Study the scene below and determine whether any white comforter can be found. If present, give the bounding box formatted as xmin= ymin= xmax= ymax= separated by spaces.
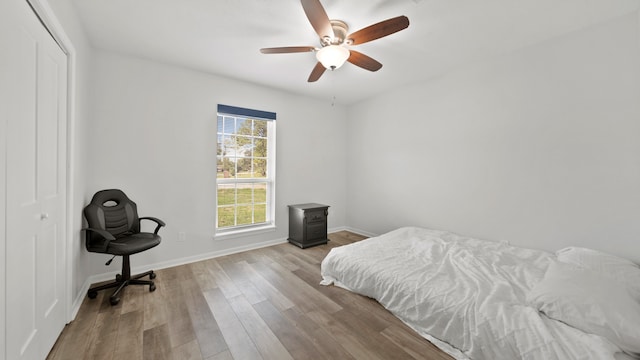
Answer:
xmin=320 ymin=227 xmax=623 ymax=360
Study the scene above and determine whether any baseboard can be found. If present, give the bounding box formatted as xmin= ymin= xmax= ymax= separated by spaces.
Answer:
xmin=327 ymin=226 xmax=377 ymax=238
xmin=339 ymin=226 xmax=378 ymax=238
xmin=69 ymin=278 xmax=92 ymax=322
xmin=68 ymin=228 xmax=376 ymax=321
xmin=81 ymin=236 xmax=289 ymax=290
xmin=328 ymin=226 xmax=347 ymax=233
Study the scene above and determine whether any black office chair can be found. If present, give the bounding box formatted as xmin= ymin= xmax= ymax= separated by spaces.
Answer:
xmin=83 ymin=189 xmax=165 ymax=305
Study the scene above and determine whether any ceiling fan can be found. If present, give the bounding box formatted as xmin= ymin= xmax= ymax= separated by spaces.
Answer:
xmin=260 ymin=0 xmax=410 ymax=82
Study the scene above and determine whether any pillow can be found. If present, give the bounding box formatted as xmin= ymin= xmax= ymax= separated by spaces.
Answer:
xmin=527 ymin=261 xmax=640 ymax=356
xmin=556 ymin=247 xmax=640 ymax=301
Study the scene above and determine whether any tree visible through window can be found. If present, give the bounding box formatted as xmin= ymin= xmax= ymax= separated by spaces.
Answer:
xmin=216 ymin=105 xmax=275 ymax=231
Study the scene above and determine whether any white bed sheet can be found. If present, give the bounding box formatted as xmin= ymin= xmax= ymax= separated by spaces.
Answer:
xmin=320 ymin=227 xmax=624 ymax=360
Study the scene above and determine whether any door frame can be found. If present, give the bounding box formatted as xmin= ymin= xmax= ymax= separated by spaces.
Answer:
xmin=26 ymin=0 xmax=77 ymax=324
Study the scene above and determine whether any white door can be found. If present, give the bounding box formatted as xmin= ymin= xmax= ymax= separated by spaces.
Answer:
xmin=2 ymin=0 xmax=68 ymax=358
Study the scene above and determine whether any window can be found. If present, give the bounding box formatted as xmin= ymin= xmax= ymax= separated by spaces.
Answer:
xmin=216 ymin=104 xmax=276 ymax=234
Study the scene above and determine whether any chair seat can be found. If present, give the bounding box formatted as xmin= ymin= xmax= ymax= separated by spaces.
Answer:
xmin=106 ymin=233 xmax=161 ymax=255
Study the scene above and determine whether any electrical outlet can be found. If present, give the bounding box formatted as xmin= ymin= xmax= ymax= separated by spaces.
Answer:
xmin=178 ymin=231 xmax=186 ymax=242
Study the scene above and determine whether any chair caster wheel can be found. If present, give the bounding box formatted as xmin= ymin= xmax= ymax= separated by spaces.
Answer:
xmin=88 ymin=290 xmax=98 ymax=299
xmin=110 ymin=296 xmax=120 ymax=306
xmin=116 ymin=274 xmax=122 ymax=282
xmin=149 ymin=272 xmax=156 ymax=280
xmin=149 ymin=283 xmax=156 ymax=292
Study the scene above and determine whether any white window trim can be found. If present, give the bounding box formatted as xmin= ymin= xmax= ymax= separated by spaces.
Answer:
xmin=215 ymin=111 xmax=276 ymax=237
xmin=214 ymin=223 xmax=277 ymax=241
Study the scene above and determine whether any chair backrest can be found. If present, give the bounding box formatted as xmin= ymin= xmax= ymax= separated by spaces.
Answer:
xmin=84 ymin=189 xmax=140 ymax=237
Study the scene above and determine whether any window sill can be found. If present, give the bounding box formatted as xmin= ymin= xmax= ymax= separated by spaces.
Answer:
xmin=214 ymin=223 xmax=277 ymax=241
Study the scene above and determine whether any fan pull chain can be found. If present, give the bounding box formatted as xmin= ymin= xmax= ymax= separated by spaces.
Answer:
xmin=330 ymin=70 xmax=336 ymax=107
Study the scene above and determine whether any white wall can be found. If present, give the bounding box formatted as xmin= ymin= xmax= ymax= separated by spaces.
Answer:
xmin=347 ymin=12 xmax=640 ymax=263
xmin=86 ymin=51 xmax=348 ymax=276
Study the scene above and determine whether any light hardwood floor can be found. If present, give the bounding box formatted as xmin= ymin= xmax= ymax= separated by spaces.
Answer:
xmin=47 ymin=231 xmax=453 ymax=360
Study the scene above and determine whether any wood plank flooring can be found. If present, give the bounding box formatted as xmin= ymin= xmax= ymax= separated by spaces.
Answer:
xmin=47 ymin=231 xmax=453 ymax=360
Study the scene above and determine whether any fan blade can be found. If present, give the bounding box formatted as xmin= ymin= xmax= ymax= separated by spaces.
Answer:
xmin=308 ymin=62 xmax=326 ymax=82
xmin=347 ymin=15 xmax=409 ymax=45
xmin=260 ymin=46 xmax=316 ymax=54
xmin=300 ymin=0 xmax=334 ymax=40
xmin=347 ymin=50 xmax=382 ymax=72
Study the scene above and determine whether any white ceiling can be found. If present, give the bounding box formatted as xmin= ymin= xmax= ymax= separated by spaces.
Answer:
xmin=70 ymin=0 xmax=639 ymax=105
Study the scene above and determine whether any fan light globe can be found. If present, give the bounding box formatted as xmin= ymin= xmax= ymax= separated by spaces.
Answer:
xmin=316 ymin=45 xmax=350 ymax=70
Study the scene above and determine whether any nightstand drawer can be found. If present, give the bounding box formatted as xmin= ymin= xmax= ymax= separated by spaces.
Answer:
xmin=307 ymin=222 xmax=327 ymax=239
xmin=305 ymin=210 xmax=326 ymax=223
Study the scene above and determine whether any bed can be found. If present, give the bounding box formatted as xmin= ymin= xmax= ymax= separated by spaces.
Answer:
xmin=320 ymin=227 xmax=640 ymax=360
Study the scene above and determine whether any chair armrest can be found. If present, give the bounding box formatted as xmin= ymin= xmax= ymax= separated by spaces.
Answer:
xmin=84 ymin=227 xmax=116 ymax=253
xmin=139 ymin=216 xmax=166 ymax=234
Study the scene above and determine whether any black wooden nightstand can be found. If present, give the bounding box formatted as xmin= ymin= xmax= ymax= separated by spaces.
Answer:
xmin=287 ymin=203 xmax=329 ymax=248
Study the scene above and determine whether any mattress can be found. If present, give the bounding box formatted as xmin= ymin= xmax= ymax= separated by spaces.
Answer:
xmin=320 ymin=227 xmax=626 ymax=360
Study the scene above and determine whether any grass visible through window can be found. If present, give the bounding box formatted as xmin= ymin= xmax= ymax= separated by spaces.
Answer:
xmin=217 ymin=185 xmax=267 ymax=228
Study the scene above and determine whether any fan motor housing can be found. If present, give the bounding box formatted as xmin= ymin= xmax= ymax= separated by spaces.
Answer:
xmin=322 ymin=20 xmax=350 ymax=46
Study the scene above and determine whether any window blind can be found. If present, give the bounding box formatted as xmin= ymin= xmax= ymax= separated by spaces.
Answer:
xmin=217 ymin=104 xmax=276 ymax=120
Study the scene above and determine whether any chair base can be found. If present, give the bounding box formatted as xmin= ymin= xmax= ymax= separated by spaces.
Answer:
xmin=87 ymin=255 xmax=156 ymax=305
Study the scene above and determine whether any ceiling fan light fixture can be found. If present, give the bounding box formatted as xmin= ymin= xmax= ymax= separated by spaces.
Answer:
xmin=260 ymin=0 xmax=410 ymax=82
xmin=316 ymin=45 xmax=350 ymax=70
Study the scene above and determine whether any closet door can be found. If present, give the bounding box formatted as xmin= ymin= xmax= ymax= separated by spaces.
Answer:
xmin=2 ymin=0 xmax=68 ymax=358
